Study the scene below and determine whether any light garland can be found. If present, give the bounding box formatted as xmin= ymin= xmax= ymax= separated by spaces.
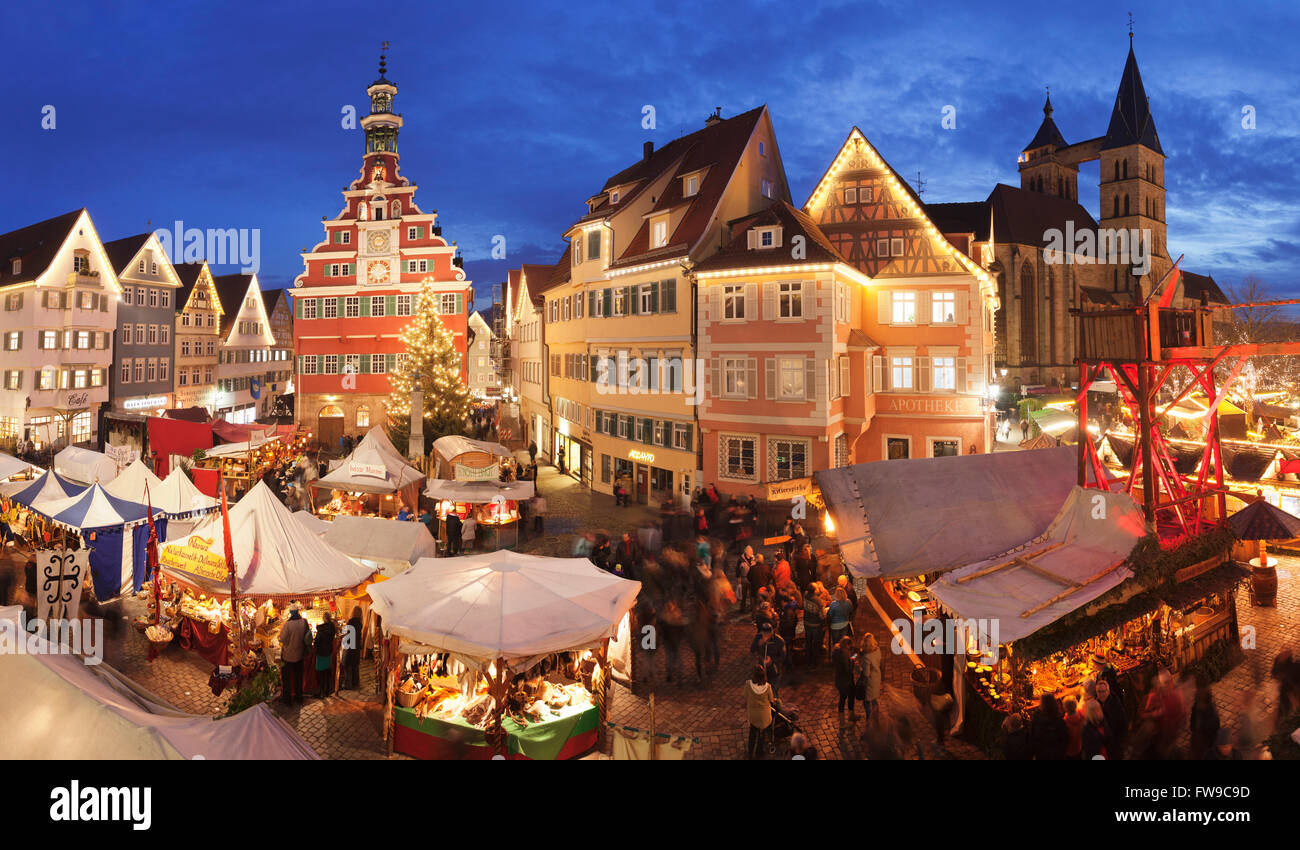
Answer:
xmin=386 ymin=279 xmax=471 ymax=425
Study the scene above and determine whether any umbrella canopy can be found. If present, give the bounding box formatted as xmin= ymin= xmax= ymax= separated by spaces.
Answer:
xmin=161 ymin=480 xmax=373 ymax=599
xmin=1227 ymin=499 xmax=1300 ymax=541
xmin=367 ymin=550 xmax=641 ymax=666
xmin=103 ymin=459 xmax=165 ymax=504
xmin=2 ymin=469 xmax=87 ymax=510
xmin=0 ymin=608 xmax=317 ymax=759
xmin=35 ymin=484 xmax=151 ymax=530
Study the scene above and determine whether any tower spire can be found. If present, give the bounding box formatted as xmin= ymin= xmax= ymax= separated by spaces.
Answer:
xmin=379 ymin=40 xmax=389 ymax=78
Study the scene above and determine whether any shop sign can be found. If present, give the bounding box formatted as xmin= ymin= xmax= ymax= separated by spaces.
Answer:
xmin=105 ymin=444 xmax=138 ymax=466
xmin=160 ymin=536 xmax=229 ymax=583
xmin=454 ymin=463 xmax=498 ymax=481
xmin=349 ymin=461 xmax=388 ymax=480
xmin=64 ymin=391 xmax=91 ymax=408
xmin=123 ymin=395 xmax=169 ymax=411
xmin=767 ymin=477 xmax=814 ymax=501
xmin=628 ymin=450 xmax=655 ymax=464
xmin=883 ymin=395 xmax=981 ymax=416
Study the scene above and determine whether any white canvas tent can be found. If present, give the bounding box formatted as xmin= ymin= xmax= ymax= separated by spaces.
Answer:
xmin=292 ymin=510 xmax=331 ymax=536
xmin=366 ymin=550 xmax=641 ymax=670
xmin=815 ymin=446 xmax=1111 ymax=580
xmin=928 ymin=487 xmax=1146 ymax=645
xmin=1 ymin=468 xmax=83 ymax=510
xmin=320 ymin=515 xmax=437 ymax=574
xmin=0 ymin=607 xmax=317 ymax=759
xmin=54 ymin=446 xmax=118 ymax=485
xmin=155 ymin=468 xmax=219 ymax=518
xmin=0 ymin=452 xmax=34 ymax=482
xmin=160 ymin=480 xmax=373 ymax=599
xmin=317 ymin=427 xmax=425 ymax=495
xmin=432 ymin=435 xmax=512 ymax=463
xmin=103 ymin=459 xmax=165 ymax=504
xmin=424 ymin=478 xmax=534 ymax=502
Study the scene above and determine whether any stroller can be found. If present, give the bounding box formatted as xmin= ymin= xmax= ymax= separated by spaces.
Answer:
xmin=769 ymin=701 xmax=799 ymax=753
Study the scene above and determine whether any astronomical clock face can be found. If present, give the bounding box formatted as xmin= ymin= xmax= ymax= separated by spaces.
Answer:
xmin=368 ymin=230 xmax=390 ymax=253
xmin=367 ymin=260 xmax=390 ymax=284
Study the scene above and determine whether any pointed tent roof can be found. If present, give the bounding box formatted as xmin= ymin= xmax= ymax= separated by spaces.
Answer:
xmin=103 ymin=459 xmax=165 ymax=504
xmin=161 ymin=481 xmax=373 ymax=599
xmin=1025 ymin=94 xmax=1068 ymax=150
xmin=2 ymin=469 xmax=86 ymax=510
xmin=1102 ymin=44 xmax=1163 ymax=154
xmin=1227 ymin=499 xmax=1300 ymax=541
xmin=36 ymin=484 xmax=151 ymax=530
xmin=318 ymin=427 xmax=424 ymax=494
xmin=54 ymin=446 xmax=119 ymax=485
xmin=156 ymin=469 xmax=219 ymax=518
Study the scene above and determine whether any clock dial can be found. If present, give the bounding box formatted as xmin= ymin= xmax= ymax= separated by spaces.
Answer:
xmin=367 ymin=261 xmax=390 ymax=284
xmin=368 ymin=230 xmax=389 ymax=252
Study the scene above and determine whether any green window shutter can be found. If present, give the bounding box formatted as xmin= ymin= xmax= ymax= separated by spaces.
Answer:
xmin=386 ymin=353 xmax=397 ymax=372
xmin=386 ymin=295 xmax=396 ymax=315
xmin=603 ymin=289 xmax=612 ymax=316
xmin=401 ymin=260 xmax=410 ymax=273
xmin=295 ymin=298 xmax=304 ymax=319
xmin=588 ymin=291 xmax=597 ymax=316
xmin=417 ymin=226 xmax=426 ymax=239
xmin=456 ymin=293 xmax=464 ymax=314
xmin=360 ymin=356 xmax=371 ymax=374
xmin=641 ymin=418 xmax=653 ymax=444
xmin=626 ymin=286 xmax=637 ymax=315
xmin=360 ymin=297 xmax=371 ymax=317
xmin=661 ymin=279 xmax=676 ymax=313
xmin=649 ymin=285 xmax=659 ymax=314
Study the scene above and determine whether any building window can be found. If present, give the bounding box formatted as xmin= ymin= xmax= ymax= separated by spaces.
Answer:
xmin=639 ymin=284 xmax=656 ymax=314
xmin=120 ymin=361 xmax=131 ymax=384
xmin=834 ymin=433 xmax=848 ymax=467
xmin=890 ymin=356 xmax=914 ymax=389
xmin=440 ymin=294 xmax=457 ymax=315
xmin=323 ymin=299 xmax=338 ymax=319
xmin=931 ymin=438 xmax=960 ymax=457
xmin=761 ymin=178 xmax=774 ymax=199
xmin=147 ymin=325 xmax=158 ymax=345
xmin=778 ymin=357 xmax=805 ymax=400
xmin=357 ymin=405 xmax=370 ymax=428
xmin=933 ymin=356 xmax=956 ymax=391
xmin=134 ymin=324 xmax=146 ymax=344
xmin=886 ymin=436 xmax=910 ymax=460
xmin=159 ymin=360 xmax=169 ymax=381
xmin=877 ymin=238 xmax=891 ymax=257
xmin=768 ymin=438 xmax=809 ymax=481
xmin=778 ymin=282 xmax=802 ymax=318
xmin=844 ymin=187 xmax=857 ymax=204
xmin=892 ymin=292 xmax=916 ymax=324
xmin=723 ymin=284 xmax=745 ymax=319
xmin=159 ymin=325 xmax=169 ymax=344
xmin=651 ymin=218 xmax=668 ymax=249
xmin=161 ymin=290 xmax=170 ymax=308
xmin=371 ymin=295 xmax=385 ymax=316
xmin=178 ymin=370 xmax=188 ymax=386
xmin=324 ymin=355 xmax=339 ymax=374
xmin=71 ymin=412 xmax=91 ymax=444
xmin=720 ymin=434 xmax=757 ymax=480
xmin=396 ymin=294 xmax=412 ymax=315
xmin=181 ymin=312 xmax=190 ymax=327
xmin=672 ymin=423 xmax=692 ymax=451
xmin=613 ymin=288 xmax=627 ymax=316
xmin=303 ymin=299 xmax=318 ymax=319
xmin=685 ymin=175 xmax=699 ymax=197
xmin=722 ymin=357 xmax=748 ymax=398
xmin=345 ymin=297 xmax=360 ymax=318
xmin=206 ymin=340 xmax=216 ymax=356
xmin=3 ymin=332 xmax=18 ymax=351
xmin=146 ymin=360 xmax=157 ymax=382
xmin=587 ymin=230 xmax=602 ymax=260
xmin=148 ymin=289 xmax=158 ymax=307
xmin=134 ymin=361 xmax=145 ymax=382
xmin=932 ymin=291 xmax=956 ymax=324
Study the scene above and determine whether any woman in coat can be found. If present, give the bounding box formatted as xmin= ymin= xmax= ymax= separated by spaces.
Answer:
xmin=745 ymin=665 xmax=776 ymax=759
xmin=856 ymin=634 xmax=883 ymax=720
xmin=832 ymin=636 xmax=857 ymax=720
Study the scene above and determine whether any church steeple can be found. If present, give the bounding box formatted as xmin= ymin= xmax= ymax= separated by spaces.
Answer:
xmin=1019 ymin=88 xmax=1078 ymax=201
xmin=1101 ymin=42 xmax=1163 ymax=154
xmin=1024 ymin=92 xmax=1068 ymax=152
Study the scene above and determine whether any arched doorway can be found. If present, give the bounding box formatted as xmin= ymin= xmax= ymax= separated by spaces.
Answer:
xmin=318 ymin=404 xmax=345 ymax=450
xmin=1019 ymin=263 xmax=1037 ymax=367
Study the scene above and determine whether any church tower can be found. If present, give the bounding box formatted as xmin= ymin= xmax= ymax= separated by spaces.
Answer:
xmin=1097 ymin=36 xmax=1169 ymax=297
xmin=1018 ymin=93 xmax=1078 ymax=202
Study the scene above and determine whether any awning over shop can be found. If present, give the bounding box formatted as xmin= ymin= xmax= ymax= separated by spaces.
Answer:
xmin=928 ymin=487 xmax=1145 ymax=645
xmin=424 ymin=478 xmax=534 ymax=503
xmin=815 ymin=446 xmax=1103 ymax=580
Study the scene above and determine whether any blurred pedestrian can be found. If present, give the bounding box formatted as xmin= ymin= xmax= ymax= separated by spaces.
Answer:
xmin=1030 ymin=693 xmax=1068 ymax=760
xmin=832 ymin=636 xmax=857 ymax=720
xmin=745 ymin=665 xmax=775 ymax=759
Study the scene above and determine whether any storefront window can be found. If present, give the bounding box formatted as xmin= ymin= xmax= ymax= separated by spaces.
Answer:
xmin=931 ymin=439 xmax=960 ymax=457
xmin=768 ymin=438 xmax=808 ymax=481
xmin=721 ymin=434 xmax=756 ymax=480
xmin=887 ymin=437 xmax=910 ymax=460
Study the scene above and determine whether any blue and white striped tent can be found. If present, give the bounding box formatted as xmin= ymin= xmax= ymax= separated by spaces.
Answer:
xmin=2 ymin=469 xmax=86 ymax=511
xmin=32 ymin=484 xmax=166 ymax=599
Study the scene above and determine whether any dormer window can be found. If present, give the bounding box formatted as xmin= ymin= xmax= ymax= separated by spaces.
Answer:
xmin=684 ymin=175 xmax=699 ymax=197
xmin=609 ymin=191 xmax=620 ymax=204
xmin=748 ymin=226 xmax=782 ymax=250
xmin=761 ymin=179 xmax=774 ymax=199
xmin=651 ymin=217 xmax=669 ymax=249
xmin=9 ymin=259 xmax=18 ymax=275
xmin=587 ymin=229 xmax=602 ymax=260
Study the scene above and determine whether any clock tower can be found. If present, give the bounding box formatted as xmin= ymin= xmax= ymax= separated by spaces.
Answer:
xmin=291 ymin=48 xmax=471 ymax=445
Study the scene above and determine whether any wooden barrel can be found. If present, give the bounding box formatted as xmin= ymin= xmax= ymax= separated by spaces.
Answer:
xmin=1251 ymin=564 xmax=1278 ymax=606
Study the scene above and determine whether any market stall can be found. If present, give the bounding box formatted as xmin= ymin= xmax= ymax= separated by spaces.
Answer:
xmin=158 ymin=481 xmax=375 ymax=687
xmin=30 ymin=483 xmax=163 ymax=599
xmin=424 ymin=478 xmax=533 ymax=552
xmin=314 ymin=427 xmax=425 ymax=518
xmin=367 ymin=550 xmax=640 ymax=760
xmin=195 ymin=434 xmax=286 ymax=500
xmin=103 ymin=458 xmax=164 ymax=504
xmin=0 ymin=452 xmax=35 ymax=483
xmin=320 ymin=514 xmax=437 ymax=575
xmin=54 ymin=446 xmax=119 ymax=486
xmin=0 ymin=607 xmax=317 ymax=760
xmin=430 ymin=435 xmax=512 ymax=480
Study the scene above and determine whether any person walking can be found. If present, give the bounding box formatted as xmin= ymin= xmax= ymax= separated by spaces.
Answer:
xmin=745 ymin=665 xmax=776 ymax=759
xmin=1096 ymin=679 xmax=1128 ymax=760
xmin=751 ymin=623 xmax=786 ymax=698
xmin=827 ymin=586 xmax=853 ymax=646
xmin=1030 ymin=693 xmax=1069 ymax=760
xmin=444 ymin=510 xmax=463 ymax=556
xmin=1002 ymin=713 xmax=1032 ymax=760
xmin=461 ymin=512 xmax=478 ymax=554
xmin=1063 ymin=696 xmax=1085 ymax=759
xmin=313 ymin=613 xmax=338 ymax=699
xmin=802 ymin=585 xmax=827 ymax=668
xmin=737 ymin=545 xmax=757 ymax=612
xmin=659 ymin=599 xmax=686 ymax=683
xmin=1082 ymin=699 xmax=1109 ymax=759
xmin=1020 ymin=417 xmax=1030 ymax=441
xmin=857 ymin=633 xmax=882 ymax=720
xmin=340 ymin=608 xmax=364 ymax=691
xmin=278 ymin=605 xmax=308 ymax=705
xmin=832 ymin=636 xmax=857 ymax=720
xmin=1189 ymin=678 xmax=1221 ymax=760
xmin=531 ymin=494 xmax=548 ymax=535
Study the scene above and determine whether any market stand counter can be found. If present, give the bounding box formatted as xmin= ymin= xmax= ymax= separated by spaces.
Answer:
xmin=393 ymin=700 xmax=598 ymax=760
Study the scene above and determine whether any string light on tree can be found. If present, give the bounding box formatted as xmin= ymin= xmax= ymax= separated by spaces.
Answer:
xmin=386 ymin=278 xmax=470 ymax=451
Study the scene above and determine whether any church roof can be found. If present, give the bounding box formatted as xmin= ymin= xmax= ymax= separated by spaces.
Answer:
xmin=1182 ymin=271 xmax=1229 ymax=305
xmin=1025 ymin=95 xmax=1068 ymax=151
xmin=987 ymin=184 xmax=1099 ymax=249
xmin=1101 ymin=43 xmax=1164 ymax=154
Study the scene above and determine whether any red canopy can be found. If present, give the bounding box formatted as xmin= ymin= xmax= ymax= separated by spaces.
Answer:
xmin=147 ymin=416 xmax=214 ymax=477
xmin=212 ymin=419 xmax=276 ymax=444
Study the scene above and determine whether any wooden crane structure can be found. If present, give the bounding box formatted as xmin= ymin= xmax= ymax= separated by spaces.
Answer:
xmin=1074 ymin=259 xmax=1300 ymax=544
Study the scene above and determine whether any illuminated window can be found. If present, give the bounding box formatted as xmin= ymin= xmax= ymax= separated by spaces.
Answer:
xmin=723 ymin=284 xmax=745 ymax=319
xmin=891 ymin=356 xmax=914 ymax=389
xmin=891 ymin=292 xmax=916 ymax=324
xmin=931 ymin=291 xmax=956 ymax=324
xmin=932 ymin=357 xmax=955 ymax=391
xmin=720 ymin=434 xmax=757 ymax=480
xmin=356 ymin=405 xmax=370 ymax=428
xmin=768 ymin=438 xmax=809 ymax=481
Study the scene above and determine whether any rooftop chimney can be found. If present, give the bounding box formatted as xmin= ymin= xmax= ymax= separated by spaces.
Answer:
xmin=643 ymin=141 xmax=654 ymax=160
xmin=705 ymin=107 xmax=722 ymax=126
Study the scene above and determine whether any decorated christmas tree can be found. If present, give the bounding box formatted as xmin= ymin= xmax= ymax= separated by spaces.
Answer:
xmin=386 ymin=279 xmax=471 ymax=454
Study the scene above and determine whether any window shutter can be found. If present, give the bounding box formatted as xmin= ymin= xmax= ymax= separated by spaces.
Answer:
xmin=956 ymin=291 xmax=970 ymax=326
xmin=101 ymin=332 xmax=110 ymax=349
xmin=63 ymin=292 xmax=72 ymax=309
xmin=99 ymin=293 xmax=107 ymax=312
xmin=873 ymin=354 xmax=887 ymax=392
xmin=708 ymin=287 xmax=720 ymax=321
xmin=359 ymin=297 xmax=371 ymax=317
xmin=747 ymin=230 xmax=759 ymax=249
xmin=916 ymin=291 xmax=930 ymax=325
xmin=626 ymin=286 xmax=637 ymax=315
xmin=603 ymin=289 xmax=612 ymax=316
xmin=360 ymin=356 xmax=371 ymax=374
xmin=746 ymin=357 xmax=758 ymax=400
xmin=917 ymin=356 xmax=932 ymax=392
xmin=456 ymin=294 xmax=464 ymax=314
xmin=386 ymin=353 xmax=397 ymax=372
xmin=710 ymin=357 xmax=720 ymax=398
xmin=765 ymin=357 xmax=776 ymax=400
xmin=385 ymin=295 xmax=396 ymax=316
xmin=763 ymin=282 xmax=776 ymax=319
xmin=15 ymin=371 xmax=21 ymax=390
xmin=744 ymin=283 xmax=756 ymax=320
xmin=878 ymin=291 xmax=891 ymax=324
xmin=800 ymin=281 xmax=813 ymax=318
xmin=649 ymin=284 xmax=659 ymax=314
xmin=812 ymin=357 xmax=825 ymax=402
xmin=660 ymin=279 xmax=674 ymax=313
xmin=840 ymin=357 xmax=851 ymax=397
xmin=588 ymin=291 xmax=597 ymax=316
xmin=957 ymin=357 xmax=969 ymax=392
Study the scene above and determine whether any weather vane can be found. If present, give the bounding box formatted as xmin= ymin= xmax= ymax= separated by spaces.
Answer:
xmin=1128 ymin=12 xmax=1134 ymax=41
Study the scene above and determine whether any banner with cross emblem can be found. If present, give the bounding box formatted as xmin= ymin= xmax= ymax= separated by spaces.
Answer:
xmin=36 ymin=548 xmax=89 ymax=624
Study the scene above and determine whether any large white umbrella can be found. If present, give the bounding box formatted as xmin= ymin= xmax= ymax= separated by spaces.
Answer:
xmin=367 ymin=550 xmax=641 ymax=667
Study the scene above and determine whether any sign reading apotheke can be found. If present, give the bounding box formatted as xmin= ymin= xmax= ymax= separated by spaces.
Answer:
xmin=883 ymin=395 xmax=982 ymax=416
xmin=767 ymin=477 xmax=814 ymax=501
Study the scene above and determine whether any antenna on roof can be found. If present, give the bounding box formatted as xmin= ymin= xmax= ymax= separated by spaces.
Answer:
xmin=913 ymin=171 xmax=927 ymax=198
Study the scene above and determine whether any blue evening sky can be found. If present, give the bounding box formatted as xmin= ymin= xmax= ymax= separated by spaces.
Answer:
xmin=2 ymin=0 xmax=1296 ymax=309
